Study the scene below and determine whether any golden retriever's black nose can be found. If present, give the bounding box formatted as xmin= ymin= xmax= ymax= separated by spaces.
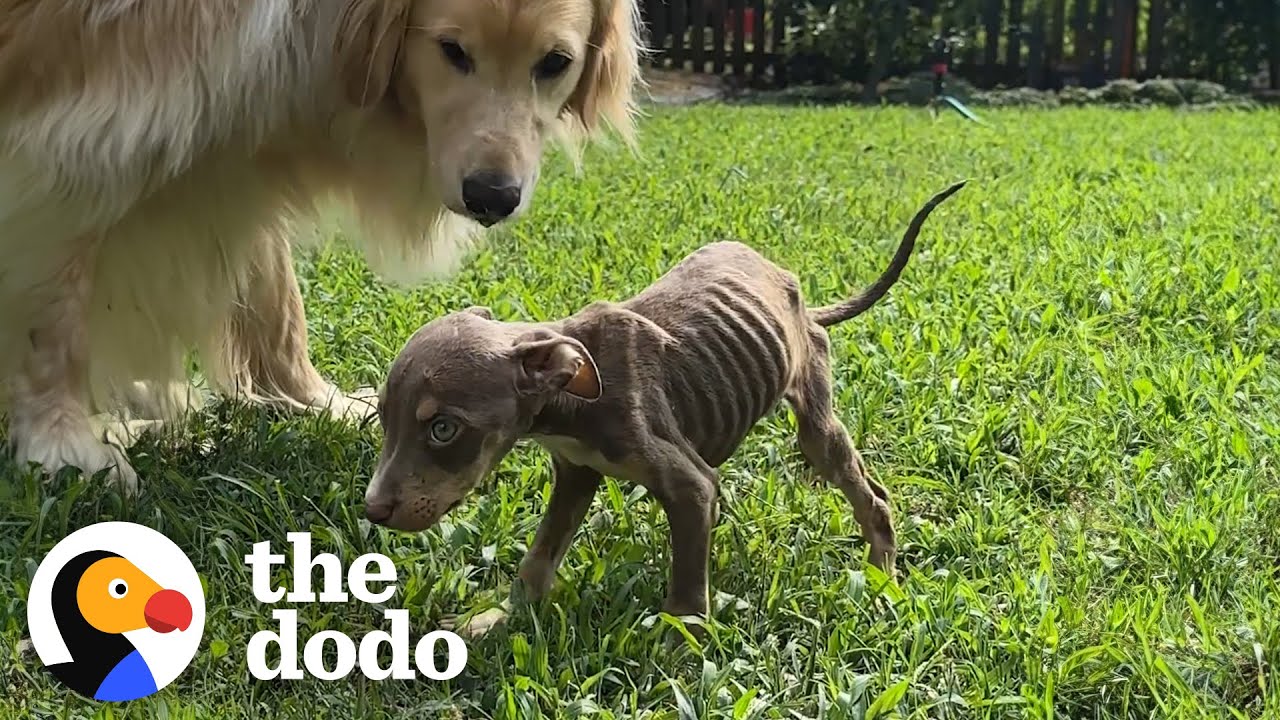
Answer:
xmin=365 ymin=501 xmax=394 ymax=524
xmin=462 ymin=171 xmax=521 ymax=224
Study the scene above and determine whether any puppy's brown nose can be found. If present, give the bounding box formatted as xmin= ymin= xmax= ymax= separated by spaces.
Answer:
xmin=365 ymin=501 xmax=394 ymax=524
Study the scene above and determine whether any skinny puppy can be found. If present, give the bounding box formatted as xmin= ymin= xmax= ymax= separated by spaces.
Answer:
xmin=366 ymin=182 xmax=965 ymax=633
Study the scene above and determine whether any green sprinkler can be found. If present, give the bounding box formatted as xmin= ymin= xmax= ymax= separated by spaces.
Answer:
xmin=929 ymin=32 xmax=983 ymax=123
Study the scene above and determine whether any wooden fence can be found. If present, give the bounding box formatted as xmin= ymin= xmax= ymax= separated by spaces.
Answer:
xmin=644 ymin=0 xmax=782 ymax=82
xmin=641 ymin=0 xmax=1280 ymax=91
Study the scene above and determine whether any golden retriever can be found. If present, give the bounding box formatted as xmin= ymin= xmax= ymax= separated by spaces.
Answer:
xmin=0 ymin=0 xmax=643 ymax=489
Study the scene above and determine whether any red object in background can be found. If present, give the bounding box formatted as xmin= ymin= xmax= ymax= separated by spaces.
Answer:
xmin=726 ymin=8 xmax=756 ymax=36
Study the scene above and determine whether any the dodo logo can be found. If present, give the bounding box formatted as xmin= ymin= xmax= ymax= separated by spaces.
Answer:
xmin=26 ymin=521 xmax=205 ymax=702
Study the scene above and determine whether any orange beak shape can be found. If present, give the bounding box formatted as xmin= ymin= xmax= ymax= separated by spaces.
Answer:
xmin=144 ymin=589 xmax=192 ymax=633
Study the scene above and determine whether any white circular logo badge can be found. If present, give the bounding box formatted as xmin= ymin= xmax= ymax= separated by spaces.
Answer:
xmin=26 ymin=521 xmax=206 ymax=702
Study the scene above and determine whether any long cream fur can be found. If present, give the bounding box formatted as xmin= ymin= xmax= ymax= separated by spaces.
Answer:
xmin=0 ymin=0 xmax=643 ymax=487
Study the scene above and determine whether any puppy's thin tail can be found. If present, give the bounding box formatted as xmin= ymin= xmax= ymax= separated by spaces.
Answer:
xmin=808 ymin=181 xmax=966 ymax=328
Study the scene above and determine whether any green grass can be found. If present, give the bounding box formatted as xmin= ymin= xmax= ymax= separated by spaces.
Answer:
xmin=3 ymin=105 xmax=1280 ymax=719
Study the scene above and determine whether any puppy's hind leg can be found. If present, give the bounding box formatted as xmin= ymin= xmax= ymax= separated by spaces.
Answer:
xmin=647 ymin=442 xmax=720 ymax=625
xmin=9 ymin=242 xmax=137 ymax=489
xmin=787 ymin=328 xmax=897 ymax=576
xmin=209 ymin=230 xmax=376 ymax=421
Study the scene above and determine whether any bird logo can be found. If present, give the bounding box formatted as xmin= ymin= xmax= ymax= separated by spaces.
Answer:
xmin=26 ymin=522 xmax=205 ymax=703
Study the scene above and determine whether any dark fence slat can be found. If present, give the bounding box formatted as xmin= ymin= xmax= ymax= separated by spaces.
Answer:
xmin=1071 ymin=0 xmax=1090 ymax=71
xmin=690 ymin=0 xmax=706 ymax=72
xmin=771 ymin=0 xmax=788 ymax=84
xmin=731 ymin=0 xmax=747 ymax=76
xmin=1271 ymin=1 xmax=1280 ymax=89
xmin=1090 ymin=0 xmax=1108 ymax=83
xmin=752 ymin=0 xmax=766 ymax=81
xmin=1107 ymin=0 xmax=1124 ymax=76
xmin=983 ymin=0 xmax=1001 ymax=87
xmin=670 ymin=0 xmax=688 ymax=70
xmin=1125 ymin=0 xmax=1138 ymax=77
xmin=1146 ymin=0 xmax=1165 ymax=76
xmin=961 ymin=5 xmax=980 ymax=68
xmin=864 ymin=0 xmax=908 ymax=97
xmin=1108 ymin=0 xmax=1134 ymax=77
xmin=712 ymin=0 xmax=727 ymax=74
xmin=1027 ymin=2 xmax=1047 ymax=88
xmin=645 ymin=0 xmax=667 ymax=68
xmin=1006 ymin=0 xmax=1024 ymax=81
xmin=913 ymin=0 xmax=938 ymax=81
xmin=1168 ymin=0 xmax=1188 ymax=76
xmin=1049 ymin=0 xmax=1066 ymax=78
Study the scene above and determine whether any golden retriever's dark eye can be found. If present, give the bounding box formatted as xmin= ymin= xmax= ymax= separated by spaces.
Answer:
xmin=427 ymin=415 xmax=460 ymax=446
xmin=534 ymin=51 xmax=572 ymax=80
xmin=439 ymin=39 xmax=472 ymax=73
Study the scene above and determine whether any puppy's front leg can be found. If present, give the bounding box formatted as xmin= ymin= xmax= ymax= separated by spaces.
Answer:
xmin=448 ymin=458 xmax=601 ymax=640
xmin=649 ymin=447 xmax=720 ymax=626
xmin=519 ymin=458 xmax=603 ymax=599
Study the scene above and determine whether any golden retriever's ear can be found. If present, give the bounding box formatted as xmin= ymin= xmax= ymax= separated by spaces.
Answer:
xmin=567 ymin=0 xmax=644 ymax=144
xmin=335 ymin=0 xmax=412 ymax=107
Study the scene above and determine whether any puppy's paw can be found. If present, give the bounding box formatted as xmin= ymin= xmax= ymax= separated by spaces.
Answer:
xmin=441 ymin=608 xmax=509 ymax=640
xmin=667 ymin=616 xmax=708 ymax=647
xmin=655 ymin=602 xmax=710 ymax=650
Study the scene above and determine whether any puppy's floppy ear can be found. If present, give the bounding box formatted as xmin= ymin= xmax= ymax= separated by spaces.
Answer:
xmin=566 ymin=0 xmax=644 ymax=143
xmin=462 ymin=306 xmax=494 ymax=320
xmin=511 ymin=334 xmax=602 ymax=401
xmin=335 ymin=0 xmax=411 ymax=107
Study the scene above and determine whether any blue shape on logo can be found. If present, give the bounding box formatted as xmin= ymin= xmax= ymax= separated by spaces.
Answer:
xmin=94 ymin=650 xmax=158 ymax=702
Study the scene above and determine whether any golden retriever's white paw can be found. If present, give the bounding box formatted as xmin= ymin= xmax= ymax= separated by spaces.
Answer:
xmin=14 ymin=421 xmax=139 ymax=492
xmin=89 ymin=415 xmax=163 ymax=451
xmin=119 ymin=380 xmax=205 ymax=421
xmin=309 ymin=384 xmax=378 ymax=422
xmin=440 ymin=608 xmax=509 ymax=640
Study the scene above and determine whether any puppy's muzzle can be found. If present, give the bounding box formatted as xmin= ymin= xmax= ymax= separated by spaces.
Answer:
xmin=462 ymin=170 xmax=521 ymax=226
xmin=363 ymin=497 xmax=463 ymax=528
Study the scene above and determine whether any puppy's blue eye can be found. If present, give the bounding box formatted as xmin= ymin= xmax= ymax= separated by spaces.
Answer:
xmin=439 ymin=39 xmax=473 ymax=73
xmin=535 ymin=51 xmax=572 ymax=80
xmin=428 ymin=416 xmax=459 ymax=445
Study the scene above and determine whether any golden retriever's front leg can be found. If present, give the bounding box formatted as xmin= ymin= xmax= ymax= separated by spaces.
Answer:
xmin=211 ymin=232 xmax=376 ymax=420
xmin=9 ymin=244 xmax=137 ymax=489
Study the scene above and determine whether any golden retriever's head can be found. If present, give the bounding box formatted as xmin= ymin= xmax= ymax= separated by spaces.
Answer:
xmin=336 ymin=0 xmax=642 ymax=227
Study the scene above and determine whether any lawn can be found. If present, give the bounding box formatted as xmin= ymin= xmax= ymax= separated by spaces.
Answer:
xmin=2 ymin=105 xmax=1279 ymax=719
